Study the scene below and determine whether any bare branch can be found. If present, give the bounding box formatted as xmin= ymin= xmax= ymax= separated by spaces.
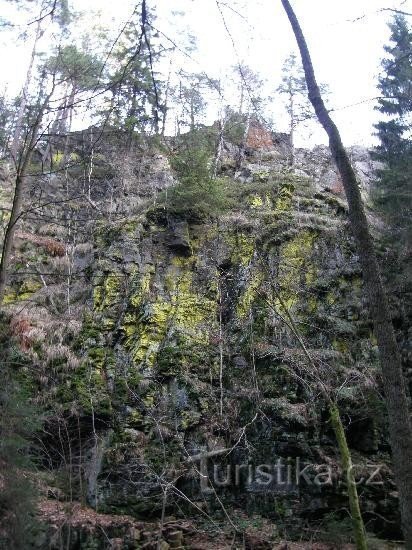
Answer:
xmin=381 ymin=8 xmax=412 ymax=17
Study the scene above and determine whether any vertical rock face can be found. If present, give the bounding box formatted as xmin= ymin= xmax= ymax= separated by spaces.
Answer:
xmin=0 ymin=132 xmax=401 ymax=545
xmin=246 ymin=120 xmax=275 ymax=150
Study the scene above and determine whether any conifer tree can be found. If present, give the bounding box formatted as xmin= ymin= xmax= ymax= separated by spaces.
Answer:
xmin=373 ymin=15 xmax=412 ymax=248
xmin=107 ymin=6 xmax=163 ymax=144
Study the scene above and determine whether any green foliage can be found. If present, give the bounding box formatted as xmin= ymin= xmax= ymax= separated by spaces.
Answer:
xmin=376 ymin=16 xmax=412 ymax=119
xmin=163 ymin=133 xmax=233 ymax=221
xmin=278 ymin=53 xmax=311 ymax=123
xmin=372 ymin=15 xmax=412 ymax=246
xmin=232 ymin=63 xmax=265 ymax=116
xmin=372 ymin=15 xmax=412 ymax=319
xmin=222 ymin=107 xmax=248 ymax=146
xmin=46 ymin=45 xmax=103 ymax=92
xmin=106 ymin=8 xmax=164 ymax=137
xmin=171 ymin=139 xmax=211 ymax=185
xmin=176 ymin=71 xmax=219 ymax=131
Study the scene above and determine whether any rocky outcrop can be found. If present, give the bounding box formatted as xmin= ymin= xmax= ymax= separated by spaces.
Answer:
xmin=0 ymin=132 xmax=401 ymax=547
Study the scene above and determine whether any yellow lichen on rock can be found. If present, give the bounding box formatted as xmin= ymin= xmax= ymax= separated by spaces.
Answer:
xmin=227 ymin=232 xmax=255 ymax=267
xmin=275 ymin=230 xmax=316 ymax=312
xmin=124 ymin=300 xmax=171 ymax=367
xmin=275 ymin=181 xmax=295 ymax=212
xmin=2 ymin=280 xmax=42 ymax=303
xmin=249 ymin=194 xmax=272 ymax=209
xmin=249 ymin=194 xmax=264 ymax=208
xmin=236 ymin=270 xmax=264 ymax=319
xmin=124 ymin=257 xmax=217 ymax=368
xmin=130 ymin=271 xmax=151 ymax=308
xmin=94 ymin=273 xmax=123 ymax=311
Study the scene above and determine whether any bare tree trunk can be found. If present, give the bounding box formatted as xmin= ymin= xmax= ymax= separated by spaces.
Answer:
xmin=288 ymin=89 xmax=295 ymax=166
xmin=10 ymin=17 xmax=43 ymax=163
xmin=235 ymin=114 xmax=250 ymax=170
xmin=0 ymin=97 xmax=50 ymax=304
xmin=41 ymin=92 xmax=69 ymax=166
xmin=281 ymin=1 xmax=412 ymax=545
xmin=59 ymin=85 xmax=77 ymax=167
xmin=213 ymin=115 xmax=226 ymax=178
xmin=161 ymin=51 xmax=175 ymax=137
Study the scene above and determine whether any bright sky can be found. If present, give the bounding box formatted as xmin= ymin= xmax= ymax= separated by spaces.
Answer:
xmin=0 ymin=0 xmax=410 ymax=146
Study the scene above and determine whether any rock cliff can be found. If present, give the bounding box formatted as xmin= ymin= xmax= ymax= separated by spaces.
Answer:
xmin=0 ymin=129 xmax=403 ymax=548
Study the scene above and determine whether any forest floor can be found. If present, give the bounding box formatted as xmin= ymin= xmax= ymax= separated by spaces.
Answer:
xmin=37 ymin=499 xmax=403 ymax=549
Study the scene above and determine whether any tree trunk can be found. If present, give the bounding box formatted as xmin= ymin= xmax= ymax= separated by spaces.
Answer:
xmin=10 ymin=17 xmax=43 ymax=163
xmin=266 ymin=287 xmax=368 ymax=549
xmin=235 ymin=114 xmax=251 ymax=170
xmin=161 ymin=52 xmax=175 ymax=137
xmin=213 ymin=116 xmax=226 ymax=178
xmin=59 ymin=85 xmax=77 ymax=168
xmin=41 ymin=92 xmax=69 ymax=166
xmin=289 ymin=88 xmax=295 ymax=166
xmin=280 ymin=1 xmax=412 ymax=545
xmin=0 ymin=99 xmax=49 ymax=304
xmin=330 ymin=404 xmax=367 ymax=550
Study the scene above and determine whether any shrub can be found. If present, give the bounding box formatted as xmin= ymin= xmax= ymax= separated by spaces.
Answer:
xmin=164 ymin=137 xmax=233 ymax=221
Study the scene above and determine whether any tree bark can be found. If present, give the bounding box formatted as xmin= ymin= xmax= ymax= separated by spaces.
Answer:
xmin=280 ymin=1 xmax=412 ymax=545
xmin=264 ymin=287 xmax=368 ymax=550
xmin=0 ymin=97 xmax=50 ymax=304
xmin=330 ymin=404 xmax=367 ymax=550
xmin=10 ymin=17 xmax=43 ymax=164
xmin=288 ymin=87 xmax=295 ymax=166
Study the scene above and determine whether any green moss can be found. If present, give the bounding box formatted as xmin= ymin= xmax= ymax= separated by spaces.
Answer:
xmin=369 ymin=332 xmax=378 ymax=346
xmin=94 ymin=222 xmax=123 ymax=248
xmin=20 ymin=279 xmax=42 ymax=295
xmin=248 ymin=193 xmax=272 ymax=209
xmin=130 ymin=271 xmax=151 ymax=308
xmin=122 ymin=218 xmax=141 ymax=234
xmin=326 ymin=291 xmax=336 ymax=306
xmin=305 ymin=265 xmax=317 ymax=286
xmin=252 ymin=170 xmax=270 ymax=183
xmin=57 ymin=348 xmax=113 ymax=415
xmin=123 ymin=301 xmax=171 ymax=366
xmin=332 ymin=339 xmax=349 ymax=354
xmin=180 ymin=409 xmax=201 ymax=429
xmin=129 ymin=409 xmax=143 ymax=426
xmin=172 ymin=270 xmax=216 ymax=331
xmin=74 ymin=313 xmax=101 ymax=349
xmin=52 ymin=151 xmax=64 ymax=164
xmin=156 ymin=344 xmax=183 ymax=375
xmin=143 ymin=391 xmax=155 ymax=408
xmin=307 ymin=296 xmax=318 ymax=313
xmin=2 ymin=290 xmax=18 ymax=304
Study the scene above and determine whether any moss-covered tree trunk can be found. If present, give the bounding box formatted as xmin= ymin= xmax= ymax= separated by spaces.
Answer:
xmin=268 ymin=290 xmax=368 ymax=549
xmin=280 ymin=1 xmax=412 ymax=545
xmin=330 ymin=403 xmax=367 ymax=550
